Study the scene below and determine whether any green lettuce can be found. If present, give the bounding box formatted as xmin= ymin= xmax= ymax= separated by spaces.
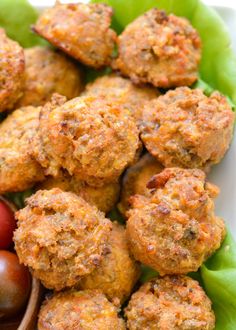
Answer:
xmin=140 ymin=265 xmax=158 ymax=283
xmin=0 ymin=0 xmax=45 ymax=47
xmin=201 ymin=232 xmax=236 ymax=330
xmin=92 ymin=0 xmax=236 ymax=108
xmin=4 ymin=189 xmax=34 ymax=209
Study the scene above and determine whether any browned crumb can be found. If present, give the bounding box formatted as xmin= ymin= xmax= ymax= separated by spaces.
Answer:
xmin=33 ymin=3 xmax=117 ymax=68
xmin=114 ymin=9 xmax=201 ymax=88
xmin=38 ymin=290 xmax=125 ymax=330
xmin=127 ymin=168 xmax=225 ymax=275
xmin=0 ymin=28 xmax=25 ymax=111
xmin=125 ymin=275 xmax=215 ymax=330
xmin=14 ymin=188 xmax=112 ymax=290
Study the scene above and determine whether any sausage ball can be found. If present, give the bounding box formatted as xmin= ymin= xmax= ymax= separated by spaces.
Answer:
xmin=126 ymin=168 xmax=225 ymax=275
xmin=14 ymin=188 xmax=112 ymax=290
xmin=37 ymin=171 xmax=120 ymax=213
xmin=78 ymin=222 xmax=140 ymax=305
xmin=0 ymin=28 xmax=24 ymax=112
xmin=16 ymin=47 xmax=84 ymax=107
xmin=84 ymin=74 xmax=159 ymax=125
xmin=118 ymin=153 xmax=163 ymax=217
xmin=33 ymin=3 xmax=117 ymax=68
xmin=113 ymin=9 xmax=201 ymax=88
xmin=125 ymin=275 xmax=215 ymax=330
xmin=0 ymin=106 xmax=45 ymax=194
xmin=33 ymin=94 xmax=140 ymax=187
xmin=38 ymin=290 xmax=125 ymax=330
xmin=141 ymin=87 xmax=235 ymax=171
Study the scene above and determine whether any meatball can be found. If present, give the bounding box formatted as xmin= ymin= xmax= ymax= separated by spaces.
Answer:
xmin=0 ymin=28 xmax=24 ymax=112
xmin=125 ymin=275 xmax=215 ymax=330
xmin=33 ymin=3 xmax=117 ymax=68
xmin=33 ymin=94 xmax=140 ymax=186
xmin=38 ymin=290 xmax=125 ymax=330
xmin=16 ymin=47 xmax=84 ymax=107
xmin=0 ymin=106 xmax=45 ymax=194
xmin=14 ymin=188 xmax=112 ymax=290
xmin=118 ymin=153 xmax=163 ymax=217
xmin=113 ymin=9 xmax=201 ymax=88
xmin=37 ymin=171 xmax=120 ymax=213
xmin=78 ymin=222 xmax=140 ymax=305
xmin=84 ymin=74 xmax=159 ymax=125
xmin=126 ymin=168 xmax=225 ymax=275
xmin=141 ymin=87 xmax=235 ymax=170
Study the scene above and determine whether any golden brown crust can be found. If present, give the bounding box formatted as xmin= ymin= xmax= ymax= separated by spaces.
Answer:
xmin=14 ymin=188 xmax=112 ymax=290
xmin=83 ymin=74 xmax=159 ymax=126
xmin=33 ymin=94 xmax=140 ymax=186
xmin=141 ymin=87 xmax=235 ymax=170
xmin=113 ymin=9 xmax=201 ymax=88
xmin=0 ymin=28 xmax=25 ymax=111
xmin=0 ymin=106 xmax=45 ymax=193
xmin=118 ymin=153 xmax=163 ymax=217
xmin=126 ymin=168 xmax=225 ymax=275
xmin=78 ymin=222 xmax=141 ymax=305
xmin=37 ymin=171 xmax=120 ymax=213
xmin=38 ymin=290 xmax=126 ymax=330
xmin=33 ymin=3 xmax=117 ymax=68
xmin=16 ymin=47 xmax=84 ymax=107
xmin=125 ymin=276 xmax=215 ymax=330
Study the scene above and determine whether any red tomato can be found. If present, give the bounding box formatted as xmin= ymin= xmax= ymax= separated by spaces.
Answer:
xmin=0 ymin=251 xmax=31 ymax=319
xmin=0 ymin=200 xmax=16 ymax=249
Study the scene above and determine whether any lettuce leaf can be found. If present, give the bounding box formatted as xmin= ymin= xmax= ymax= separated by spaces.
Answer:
xmin=0 ymin=0 xmax=45 ymax=47
xmin=201 ymin=233 xmax=236 ymax=330
xmin=92 ymin=0 xmax=236 ymax=107
xmin=4 ymin=189 xmax=34 ymax=209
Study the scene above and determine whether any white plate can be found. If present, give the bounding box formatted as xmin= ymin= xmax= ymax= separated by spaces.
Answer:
xmin=30 ymin=1 xmax=236 ymax=238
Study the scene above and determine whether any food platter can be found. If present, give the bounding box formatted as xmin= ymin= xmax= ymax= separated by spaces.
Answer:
xmin=28 ymin=0 xmax=236 ymax=239
xmin=0 ymin=0 xmax=235 ymax=329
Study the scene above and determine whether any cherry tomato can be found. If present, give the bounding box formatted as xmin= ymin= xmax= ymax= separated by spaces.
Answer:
xmin=0 ymin=200 xmax=16 ymax=249
xmin=0 ymin=251 xmax=31 ymax=319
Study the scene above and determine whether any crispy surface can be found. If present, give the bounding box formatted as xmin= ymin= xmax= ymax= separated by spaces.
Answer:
xmin=16 ymin=47 xmax=84 ymax=107
xmin=84 ymin=74 xmax=159 ymax=125
xmin=78 ymin=222 xmax=140 ymax=305
xmin=33 ymin=3 xmax=117 ymax=68
xmin=0 ymin=28 xmax=24 ymax=112
xmin=0 ymin=106 xmax=45 ymax=193
xmin=14 ymin=188 xmax=112 ymax=290
xmin=141 ymin=87 xmax=235 ymax=170
xmin=37 ymin=172 xmax=120 ymax=213
xmin=118 ymin=153 xmax=163 ymax=217
xmin=33 ymin=94 xmax=140 ymax=186
xmin=113 ymin=9 xmax=201 ymax=88
xmin=127 ymin=168 xmax=225 ymax=275
xmin=125 ymin=276 xmax=215 ymax=330
xmin=38 ymin=290 xmax=125 ymax=330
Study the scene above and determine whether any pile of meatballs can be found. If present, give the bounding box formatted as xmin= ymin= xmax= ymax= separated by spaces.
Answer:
xmin=0 ymin=2 xmax=235 ymax=329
